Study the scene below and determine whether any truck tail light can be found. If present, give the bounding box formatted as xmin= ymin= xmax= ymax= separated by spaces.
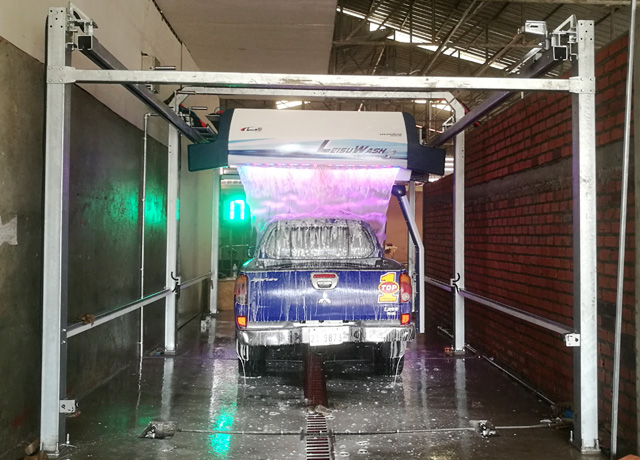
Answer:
xmin=399 ymin=273 xmax=412 ymax=303
xmin=236 ymin=315 xmax=247 ymax=328
xmin=234 ymin=274 xmax=248 ymax=305
xmin=401 ymin=313 xmax=411 ymax=325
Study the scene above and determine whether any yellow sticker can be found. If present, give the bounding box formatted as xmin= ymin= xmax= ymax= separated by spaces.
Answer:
xmin=378 ymin=272 xmax=399 ymax=303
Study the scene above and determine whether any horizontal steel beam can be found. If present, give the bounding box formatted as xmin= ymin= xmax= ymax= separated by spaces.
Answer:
xmin=182 ymin=86 xmax=459 ymax=101
xmin=425 ymin=277 xmax=453 ymax=292
xmin=66 ymin=289 xmax=171 ymax=338
xmin=424 ymin=277 xmax=572 ymax=335
xmin=78 ymin=37 xmax=203 ymax=143
xmin=49 ymin=67 xmax=590 ymax=94
xmin=333 ymin=40 xmax=540 ymax=49
xmin=179 ymin=272 xmax=213 ymax=290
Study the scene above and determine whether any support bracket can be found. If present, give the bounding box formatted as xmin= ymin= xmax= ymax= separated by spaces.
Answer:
xmin=67 ymin=3 xmax=98 ymax=51
xmin=564 ymin=333 xmax=581 ymax=347
xmin=59 ymin=400 xmax=78 ymax=414
xmin=569 ymin=77 xmax=596 ymax=94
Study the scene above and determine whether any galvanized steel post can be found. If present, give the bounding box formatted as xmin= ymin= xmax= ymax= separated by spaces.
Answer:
xmin=452 ymin=105 xmax=466 ymax=352
xmin=407 ymin=181 xmax=417 ymax=309
xmin=209 ymin=169 xmax=220 ymax=314
xmin=164 ymin=126 xmax=180 ymax=353
xmin=40 ymin=7 xmax=71 ymax=454
xmin=571 ymin=20 xmax=599 ymax=453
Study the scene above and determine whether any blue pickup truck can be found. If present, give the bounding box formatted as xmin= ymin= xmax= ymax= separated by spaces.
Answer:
xmin=234 ymin=218 xmax=415 ymax=376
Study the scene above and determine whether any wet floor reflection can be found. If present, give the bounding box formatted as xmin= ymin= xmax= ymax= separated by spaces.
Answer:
xmin=64 ymin=312 xmax=603 ymax=460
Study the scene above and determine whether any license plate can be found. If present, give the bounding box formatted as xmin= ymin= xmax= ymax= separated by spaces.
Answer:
xmin=309 ymin=327 xmax=346 ymax=346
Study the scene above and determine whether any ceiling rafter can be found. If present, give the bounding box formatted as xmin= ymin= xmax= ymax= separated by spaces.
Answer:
xmin=419 ymin=0 xmax=487 ymax=74
xmin=480 ymin=0 xmax=628 ymax=4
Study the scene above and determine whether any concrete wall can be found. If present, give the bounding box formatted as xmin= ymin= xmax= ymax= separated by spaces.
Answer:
xmin=423 ymin=34 xmax=636 ymax=451
xmin=0 ymin=36 xmax=46 ymax=456
xmin=0 ymin=0 xmax=209 ymax=144
xmin=0 ymin=1 xmax=216 ymax=455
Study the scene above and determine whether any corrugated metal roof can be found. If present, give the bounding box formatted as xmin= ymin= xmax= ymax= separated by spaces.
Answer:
xmin=336 ymin=0 xmax=630 ymax=75
xmin=328 ymin=0 xmax=631 ymax=121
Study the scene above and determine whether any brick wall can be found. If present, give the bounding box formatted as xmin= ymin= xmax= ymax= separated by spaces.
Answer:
xmin=423 ymin=176 xmax=454 ymax=327
xmin=423 ymin=34 xmax=635 ymax=450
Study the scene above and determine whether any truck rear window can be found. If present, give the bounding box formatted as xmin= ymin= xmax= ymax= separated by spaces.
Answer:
xmin=259 ymin=220 xmax=376 ymax=260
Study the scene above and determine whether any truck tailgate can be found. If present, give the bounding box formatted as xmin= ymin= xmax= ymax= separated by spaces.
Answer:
xmin=244 ymin=269 xmax=408 ymax=322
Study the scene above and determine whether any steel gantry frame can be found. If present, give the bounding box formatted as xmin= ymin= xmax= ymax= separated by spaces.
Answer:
xmin=41 ymin=5 xmax=599 ymax=455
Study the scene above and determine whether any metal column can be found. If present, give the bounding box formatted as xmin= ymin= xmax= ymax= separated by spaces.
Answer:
xmin=393 ymin=186 xmax=426 ymax=333
xmin=209 ymin=169 xmax=220 ymax=314
xmin=571 ymin=20 xmax=599 ymax=453
xmin=453 ymin=112 xmax=466 ymax=352
xmin=40 ymin=7 xmax=71 ymax=454
xmin=407 ymin=181 xmax=417 ymax=308
xmin=164 ymin=126 xmax=180 ymax=354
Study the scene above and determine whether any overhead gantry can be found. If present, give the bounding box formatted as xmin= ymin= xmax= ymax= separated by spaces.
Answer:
xmin=41 ymin=5 xmax=598 ymax=455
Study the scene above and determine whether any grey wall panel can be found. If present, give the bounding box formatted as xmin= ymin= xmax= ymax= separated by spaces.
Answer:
xmin=0 ymin=37 xmax=45 ymax=455
xmin=0 ymin=37 xmax=171 ymax=455
xmin=68 ymin=85 xmax=141 ymax=318
xmin=66 ymin=86 xmax=168 ymax=392
xmin=142 ymin=135 xmax=168 ymax=351
xmin=177 ymin=138 xmax=213 ymax=327
xmin=66 ymin=85 xmax=142 ymax=396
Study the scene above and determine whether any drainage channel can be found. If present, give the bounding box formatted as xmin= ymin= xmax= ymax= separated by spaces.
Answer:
xmin=304 ymin=350 xmax=333 ymax=459
xmin=305 ymin=414 xmax=333 ymax=459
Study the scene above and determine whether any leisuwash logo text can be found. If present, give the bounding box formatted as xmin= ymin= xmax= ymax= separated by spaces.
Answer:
xmin=241 ymin=126 xmax=262 ymax=132
xmin=317 ymin=140 xmax=393 ymax=156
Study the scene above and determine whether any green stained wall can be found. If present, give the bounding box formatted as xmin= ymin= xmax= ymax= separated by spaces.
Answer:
xmin=0 ymin=37 xmax=212 ymax=456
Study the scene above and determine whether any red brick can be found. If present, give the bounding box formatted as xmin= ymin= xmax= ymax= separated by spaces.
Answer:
xmin=424 ymin=32 xmax=635 ymax=451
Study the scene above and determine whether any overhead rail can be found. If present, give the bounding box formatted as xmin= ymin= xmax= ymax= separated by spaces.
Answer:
xmin=66 ymin=4 xmax=204 ymax=143
xmin=429 ymin=16 xmax=582 ymax=147
xmin=40 ymin=4 xmax=599 ymax=456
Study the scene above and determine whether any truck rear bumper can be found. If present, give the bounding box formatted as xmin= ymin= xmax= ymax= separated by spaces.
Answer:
xmin=236 ymin=321 xmax=416 ymax=347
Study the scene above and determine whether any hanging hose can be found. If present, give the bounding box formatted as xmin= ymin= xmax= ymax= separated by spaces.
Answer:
xmin=611 ymin=1 xmax=638 ymax=458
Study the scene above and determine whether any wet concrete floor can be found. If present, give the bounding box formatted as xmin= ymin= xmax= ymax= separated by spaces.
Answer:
xmin=62 ymin=312 xmax=605 ymax=459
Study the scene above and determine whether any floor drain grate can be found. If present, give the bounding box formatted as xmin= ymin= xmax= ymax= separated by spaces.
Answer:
xmin=306 ymin=414 xmax=333 ymax=459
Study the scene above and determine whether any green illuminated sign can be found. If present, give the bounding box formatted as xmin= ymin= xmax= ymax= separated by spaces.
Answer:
xmin=229 ymin=199 xmax=246 ymax=221
xmin=224 ymin=196 xmax=249 ymax=222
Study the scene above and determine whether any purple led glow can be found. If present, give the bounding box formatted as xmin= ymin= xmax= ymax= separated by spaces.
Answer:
xmin=237 ymin=165 xmax=400 ymax=242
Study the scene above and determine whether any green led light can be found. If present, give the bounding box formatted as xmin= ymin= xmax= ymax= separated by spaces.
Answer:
xmin=222 ymin=195 xmax=250 ymax=223
xmin=229 ymin=199 xmax=246 ymax=221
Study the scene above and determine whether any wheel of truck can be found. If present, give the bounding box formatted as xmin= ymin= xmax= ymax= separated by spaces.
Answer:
xmin=238 ymin=344 xmax=266 ymax=377
xmin=373 ymin=343 xmax=405 ymax=376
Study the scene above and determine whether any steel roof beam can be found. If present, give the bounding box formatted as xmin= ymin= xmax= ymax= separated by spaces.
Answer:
xmin=480 ymin=0 xmax=628 ymax=4
xmin=333 ymin=39 xmax=538 ymax=48
xmin=427 ymin=47 xmax=561 ymax=147
xmin=420 ymin=0 xmax=486 ymax=75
